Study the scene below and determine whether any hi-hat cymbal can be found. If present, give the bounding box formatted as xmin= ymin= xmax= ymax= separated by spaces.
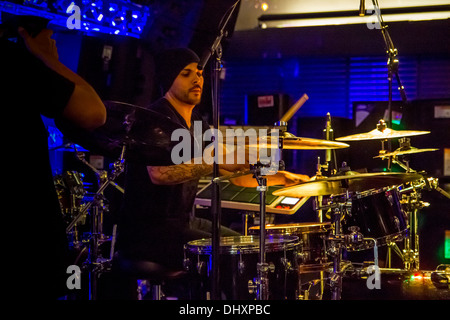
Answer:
xmin=253 ymin=132 xmax=350 ymax=150
xmin=57 ymin=101 xmax=185 ymax=165
xmin=336 ymin=128 xmax=430 ymax=141
xmin=374 ymin=147 xmax=439 ymax=158
xmin=272 ymin=172 xmax=423 ymax=197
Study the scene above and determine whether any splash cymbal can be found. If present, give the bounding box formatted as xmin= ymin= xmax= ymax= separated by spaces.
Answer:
xmin=374 ymin=147 xmax=439 ymax=158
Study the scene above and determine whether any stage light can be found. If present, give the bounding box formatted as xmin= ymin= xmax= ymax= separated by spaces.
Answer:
xmin=0 ymin=0 xmax=151 ymax=38
xmin=261 ymin=3 xmax=268 ymax=12
xmin=410 ymin=273 xmax=423 ymax=281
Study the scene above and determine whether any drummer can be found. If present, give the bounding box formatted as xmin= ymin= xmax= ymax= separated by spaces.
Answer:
xmin=115 ymin=48 xmax=309 ymax=283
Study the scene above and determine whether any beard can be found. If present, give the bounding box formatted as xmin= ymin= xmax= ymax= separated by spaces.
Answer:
xmin=180 ymin=90 xmax=202 ymax=105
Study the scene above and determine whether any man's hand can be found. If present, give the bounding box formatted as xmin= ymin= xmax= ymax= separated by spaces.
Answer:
xmin=18 ymin=27 xmax=59 ymax=61
xmin=280 ymin=171 xmax=310 ymax=186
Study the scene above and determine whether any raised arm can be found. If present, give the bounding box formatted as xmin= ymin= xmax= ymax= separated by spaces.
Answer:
xmin=18 ymin=27 xmax=106 ymax=130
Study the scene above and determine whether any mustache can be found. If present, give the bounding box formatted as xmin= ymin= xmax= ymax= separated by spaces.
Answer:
xmin=189 ymin=85 xmax=202 ymax=91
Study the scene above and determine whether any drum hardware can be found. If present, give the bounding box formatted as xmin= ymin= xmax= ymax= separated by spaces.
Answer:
xmin=63 ymin=145 xmax=125 ymax=300
xmin=324 ymin=193 xmax=352 ymax=300
xmin=54 ymin=170 xmax=88 ymax=249
xmin=373 ymin=146 xmax=447 ymax=270
xmin=431 ymin=264 xmax=450 ymax=289
xmin=396 ymin=176 xmax=448 ymax=271
xmin=199 ymin=1 xmax=243 ymax=299
xmin=252 ymin=161 xmax=274 ymax=300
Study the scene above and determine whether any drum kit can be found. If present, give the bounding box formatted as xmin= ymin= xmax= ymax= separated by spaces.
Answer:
xmin=53 ymin=99 xmax=449 ymax=300
xmin=183 ymin=116 xmax=449 ymax=300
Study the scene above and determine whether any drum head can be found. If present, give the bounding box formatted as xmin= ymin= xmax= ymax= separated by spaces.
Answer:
xmin=185 ymin=235 xmax=299 ymax=255
xmin=249 ymin=222 xmax=331 ymax=235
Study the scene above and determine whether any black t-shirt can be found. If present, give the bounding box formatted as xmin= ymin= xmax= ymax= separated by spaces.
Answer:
xmin=118 ymin=98 xmax=209 ymax=264
xmin=1 ymin=37 xmax=75 ymax=298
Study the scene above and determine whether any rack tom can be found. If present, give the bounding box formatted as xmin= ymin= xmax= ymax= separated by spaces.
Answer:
xmin=344 ymin=186 xmax=408 ymax=250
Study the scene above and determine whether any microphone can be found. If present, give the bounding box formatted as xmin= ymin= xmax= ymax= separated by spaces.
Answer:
xmin=197 ymin=48 xmax=213 ymax=71
xmin=359 ymin=0 xmax=366 ymax=16
xmin=198 ymin=32 xmax=225 ymax=70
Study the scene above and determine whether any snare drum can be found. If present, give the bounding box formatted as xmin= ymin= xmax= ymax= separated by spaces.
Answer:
xmin=249 ymin=222 xmax=331 ymax=267
xmin=184 ymin=235 xmax=299 ymax=300
xmin=344 ymin=187 xmax=408 ymax=250
xmin=249 ymin=223 xmax=331 ymax=300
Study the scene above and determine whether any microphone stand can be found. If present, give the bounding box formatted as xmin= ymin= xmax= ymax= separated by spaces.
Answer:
xmin=370 ymin=0 xmax=407 ymax=153
xmin=203 ymin=0 xmax=241 ymax=300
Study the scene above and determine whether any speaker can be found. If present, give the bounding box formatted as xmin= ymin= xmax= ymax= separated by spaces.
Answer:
xmin=246 ymin=93 xmax=290 ymax=126
xmin=402 ymin=99 xmax=450 ymax=178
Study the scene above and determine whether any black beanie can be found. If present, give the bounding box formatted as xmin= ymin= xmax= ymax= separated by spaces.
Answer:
xmin=155 ymin=48 xmax=200 ymax=94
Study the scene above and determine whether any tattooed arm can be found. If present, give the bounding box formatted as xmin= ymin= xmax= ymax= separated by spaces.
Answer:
xmin=147 ymin=160 xmax=248 ymax=185
xmin=147 ymin=162 xmax=213 ymax=185
xmin=148 ymin=143 xmax=250 ymax=185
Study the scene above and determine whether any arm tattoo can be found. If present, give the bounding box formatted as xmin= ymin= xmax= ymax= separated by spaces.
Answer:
xmin=148 ymin=162 xmax=212 ymax=185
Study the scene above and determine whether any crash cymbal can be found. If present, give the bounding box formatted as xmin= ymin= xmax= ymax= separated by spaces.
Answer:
xmin=253 ymin=132 xmax=350 ymax=150
xmin=272 ymin=172 xmax=423 ymax=197
xmin=374 ymin=147 xmax=439 ymax=158
xmin=57 ymin=101 xmax=185 ymax=165
xmin=336 ymin=128 xmax=430 ymax=141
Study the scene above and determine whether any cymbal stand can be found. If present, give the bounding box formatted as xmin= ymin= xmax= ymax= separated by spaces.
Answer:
xmin=255 ymin=167 xmax=269 ymax=300
xmin=398 ymin=176 xmax=446 ymax=271
xmin=325 ymin=192 xmax=352 ymax=300
xmin=247 ymin=161 xmax=278 ymax=300
xmin=68 ymin=145 xmax=126 ymax=300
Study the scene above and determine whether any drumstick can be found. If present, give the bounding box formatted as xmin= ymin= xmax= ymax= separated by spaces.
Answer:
xmin=280 ymin=93 xmax=309 ymax=123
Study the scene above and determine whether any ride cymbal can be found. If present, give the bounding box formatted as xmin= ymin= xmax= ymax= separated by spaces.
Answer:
xmin=57 ymin=101 xmax=184 ymax=165
xmin=272 ymin=172 xmax=423 ymax=197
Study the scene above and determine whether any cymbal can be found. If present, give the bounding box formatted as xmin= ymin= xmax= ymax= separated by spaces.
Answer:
xmin=57 ymin=101 xmax=185 ymax=165
xmin=336 ymin=128 xmax=430 ymax=141
xmin=253 ymin=132 xmax=350 ymax=150
xmin=374 ymin=147 xmax=439 ymax=158
xmin=272 ymin=172 xmax=423 ymax=197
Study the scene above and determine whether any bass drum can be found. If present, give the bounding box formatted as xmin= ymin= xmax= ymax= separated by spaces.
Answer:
xmin=184 ymin=235 xmax=299 ymax=300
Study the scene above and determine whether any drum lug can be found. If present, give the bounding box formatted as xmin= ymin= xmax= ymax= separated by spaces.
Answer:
xmin=257 ymin=262 xmax=275 ymax=274
xmin=183 ymin=257 xmax=190 ymax=271
xmin=248 ymin=279 xmax=258 ymax=295
xmin=197 ymin=261 xmax=206 ymax=275
xmin=296 ymin=251 xmax=308 ymax=264
xmin=346 ymin=226 xmax=364 ymax=245
xmin=238 ymin=260 xmax=245 ymax=275
xmin=281 ymin=257 xmax=292 ymax=271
